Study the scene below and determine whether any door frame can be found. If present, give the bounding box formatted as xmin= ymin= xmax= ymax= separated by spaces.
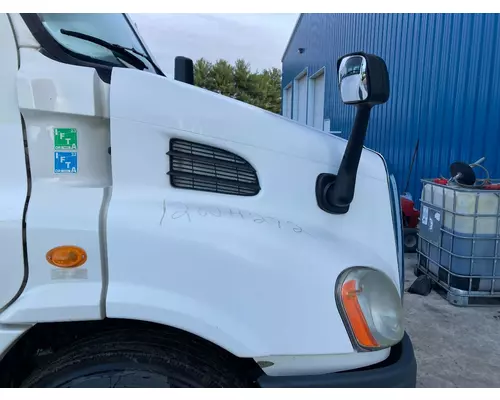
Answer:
xmin=292 ymin=68 xmax=308 ymax=124
xmin=282 ymin=81 xmax=293 ymax=119
xmin=307 ymin=66 xmax=326 ymax=130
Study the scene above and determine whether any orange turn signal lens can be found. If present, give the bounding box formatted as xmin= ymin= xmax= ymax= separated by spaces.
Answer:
xmin=46 ymin=246 xmax=87 ymax=268
xmin=341 ymin=279 xmax=379 ymax=348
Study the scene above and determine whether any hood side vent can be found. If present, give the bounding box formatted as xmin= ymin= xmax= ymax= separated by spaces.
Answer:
xmin=167 ymin=139 xmax=260 ymax=196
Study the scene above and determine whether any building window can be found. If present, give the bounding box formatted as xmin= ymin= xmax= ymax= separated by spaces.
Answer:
xmin=282 ymin=83 xmax=293 ymax=119
xmin=292 ymin=69 xmax=308 ymax=125
xmin=307 ymin=68 xmax=326 ymax=130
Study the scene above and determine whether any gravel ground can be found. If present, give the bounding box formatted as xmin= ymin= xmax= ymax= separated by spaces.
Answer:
xmin=404 ymin=254 xmax=500 ymax=387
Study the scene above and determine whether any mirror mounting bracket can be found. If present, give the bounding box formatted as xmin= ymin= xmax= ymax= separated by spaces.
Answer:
xmin=316 ymin=173 xmax=348 ymax=214
xmin=316 ymin=104 xmax=372 ymax=215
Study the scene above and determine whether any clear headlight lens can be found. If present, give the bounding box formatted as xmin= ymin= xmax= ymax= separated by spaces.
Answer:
xmin=336 ymin=267 xmax=404 ymax=351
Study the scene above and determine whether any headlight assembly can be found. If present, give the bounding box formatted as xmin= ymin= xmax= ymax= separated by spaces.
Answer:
xmin=336 ymin=267 xmax=404 ymax=351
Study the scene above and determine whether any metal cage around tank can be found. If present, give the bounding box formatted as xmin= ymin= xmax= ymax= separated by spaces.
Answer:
xmin=416 ymin=179 xmax=500 ymax=306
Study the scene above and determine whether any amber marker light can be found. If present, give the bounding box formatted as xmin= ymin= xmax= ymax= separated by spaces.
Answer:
xmin=46 ymin=246 xmax=87 ymax=268
xmin=341 ymin=279 xmax=379 ymax=348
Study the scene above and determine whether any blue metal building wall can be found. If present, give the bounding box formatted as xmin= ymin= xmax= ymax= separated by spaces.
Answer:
xmin=282 ymin=14 xmax=500 ymax=202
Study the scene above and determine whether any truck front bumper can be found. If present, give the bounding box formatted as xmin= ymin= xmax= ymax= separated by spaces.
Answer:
xmin=257 ymin=333 xmax=417 ymax=388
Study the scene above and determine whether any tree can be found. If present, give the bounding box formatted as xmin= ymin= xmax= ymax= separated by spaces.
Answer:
xmin=252 ymin=67 xmax=282 ymax=114
xmin=233 ymin=59 xmax=254 ymax=104
xmin=194 ymin=58 xmax=215 ymax=91
xmin=209 ymin=59 xmax=236 ymax=98
xmin=193 ymin=58 xmax=282 ymax=114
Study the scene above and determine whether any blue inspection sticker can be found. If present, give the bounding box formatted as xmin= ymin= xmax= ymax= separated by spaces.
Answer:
xmin=54 ymin=151 xmax=78 ymax=174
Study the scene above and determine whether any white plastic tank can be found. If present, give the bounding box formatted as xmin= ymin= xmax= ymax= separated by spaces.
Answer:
xmin=420 ymin=181 xmax=500 ymax=292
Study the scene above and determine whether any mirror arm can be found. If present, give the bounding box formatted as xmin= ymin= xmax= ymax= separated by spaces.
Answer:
xmin=324 ymin=104 xmax=372 ymax=212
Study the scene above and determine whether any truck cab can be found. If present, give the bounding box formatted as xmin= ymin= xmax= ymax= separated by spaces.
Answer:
xmin=0 ymin=13 xmax=416 ymax=387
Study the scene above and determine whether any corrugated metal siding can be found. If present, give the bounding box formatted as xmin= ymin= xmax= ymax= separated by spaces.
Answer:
xmin=282 ymin=13 xmax=500 ymax=203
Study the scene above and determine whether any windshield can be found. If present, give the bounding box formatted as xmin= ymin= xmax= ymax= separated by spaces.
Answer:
xmin=38 ymin=13 xmax=156 ymax=72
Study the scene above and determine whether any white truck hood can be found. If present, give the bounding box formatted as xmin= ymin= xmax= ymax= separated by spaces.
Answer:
xmin=107 ymin=67 xmax=401 ymax=306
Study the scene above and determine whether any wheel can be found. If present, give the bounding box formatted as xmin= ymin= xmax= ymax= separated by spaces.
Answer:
xmin=20 ymin=327 xmax=250 ymax=388
xmin=403 ymin=227 xmax=418 ymax=253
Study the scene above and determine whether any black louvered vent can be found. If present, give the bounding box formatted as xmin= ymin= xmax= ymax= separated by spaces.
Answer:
xmin=167 ymin=139 xmax=260 ymax=196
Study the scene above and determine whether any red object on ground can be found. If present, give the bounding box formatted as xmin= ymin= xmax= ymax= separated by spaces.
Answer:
xmin=400 ymin=196 xmax=420 ymax=228
xmin=483 ymin=184 xmax=500 ymax=190
xmin=433 ymin=178 xmax=448 ymax=185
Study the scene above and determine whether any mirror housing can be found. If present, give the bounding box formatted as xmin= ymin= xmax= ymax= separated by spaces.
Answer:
xmin=337 ymin=53 xmax=390 ymax=105
xmin=316 ymin=52 xmax=390 ymax=214
xmin=174 ymin=56 xmax=194 ymax=85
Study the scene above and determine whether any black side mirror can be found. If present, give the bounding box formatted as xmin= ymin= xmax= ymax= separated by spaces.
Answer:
xmin=316 ymin=52 xmax=390 ymax=214
xmin=174 ymin=56 xmax=194 ymax=85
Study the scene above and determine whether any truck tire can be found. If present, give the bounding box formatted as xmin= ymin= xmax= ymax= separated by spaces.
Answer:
xmin=403 ymin=228 xmax=418 ymax=253
xmin=20 ymin=327 xmax=250 ymax=388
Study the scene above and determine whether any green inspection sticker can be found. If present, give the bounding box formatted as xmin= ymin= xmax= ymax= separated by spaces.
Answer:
xmin=54 ymin=128 xmax=78 ymax=150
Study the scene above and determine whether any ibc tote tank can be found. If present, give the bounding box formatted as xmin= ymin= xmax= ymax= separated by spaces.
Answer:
xmin=420 ymin=181 xmax=500 ymax=293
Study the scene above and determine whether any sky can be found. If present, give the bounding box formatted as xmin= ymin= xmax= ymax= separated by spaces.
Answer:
xmin=129 ymin=13 xmax=299 ymax=76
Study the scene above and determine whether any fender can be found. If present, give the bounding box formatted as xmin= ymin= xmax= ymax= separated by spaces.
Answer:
xmin=104 ymin=197 xmax=397 ymax=359
xmin=0 ymin=324 xmax=30 ymax=363
xmin=105 ymin=283 xmax=260 ymax=356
